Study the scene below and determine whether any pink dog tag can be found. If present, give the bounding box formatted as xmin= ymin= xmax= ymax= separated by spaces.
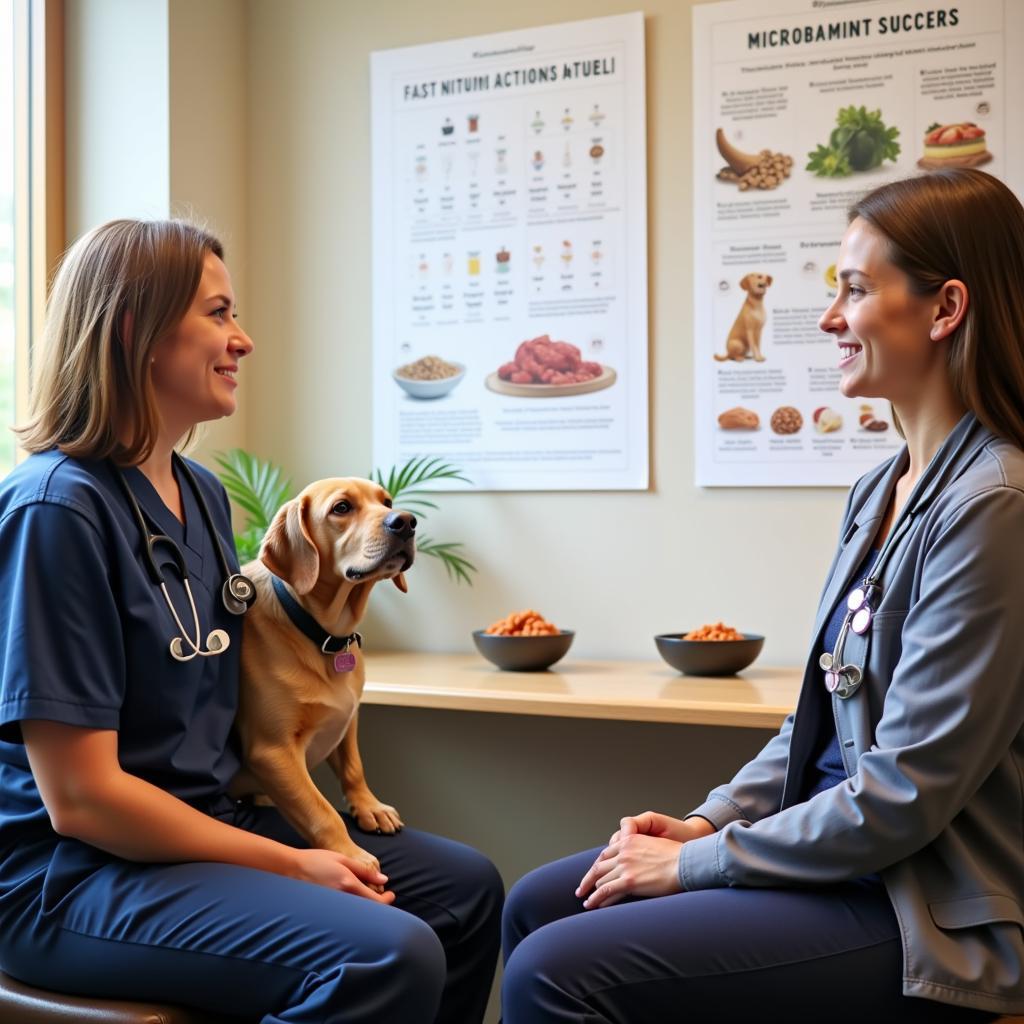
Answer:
xmin=334 ymin=651 xmax=356 ymax=673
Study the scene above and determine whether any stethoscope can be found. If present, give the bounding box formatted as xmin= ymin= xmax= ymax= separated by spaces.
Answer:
xmin=818 ymin=511 xmax=914 ymax=699
xmin=114 ymin=455 xmax=257 ymax=662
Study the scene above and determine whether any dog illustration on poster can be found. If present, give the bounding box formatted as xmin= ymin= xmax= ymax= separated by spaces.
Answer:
xmin=714 ymin=272 xmax=773 ymax=362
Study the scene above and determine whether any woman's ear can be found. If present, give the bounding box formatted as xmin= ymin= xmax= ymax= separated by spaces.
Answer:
xmin=119 ymin=310 xmax=135 ymax=353
xmin=260 ymin=494 xmax=320 ymax=594
xmin=930 ymin=279 xmax=969 ymax=341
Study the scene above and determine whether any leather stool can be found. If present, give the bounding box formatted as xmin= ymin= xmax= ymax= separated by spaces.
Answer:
xmin=0 ymin=970 xmax=242 ymax=1023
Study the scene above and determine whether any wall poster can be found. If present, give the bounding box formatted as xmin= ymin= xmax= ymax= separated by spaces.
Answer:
xmin=371 ymin=12 xmax=648 ymax=490
xmin=693 ymin=0 xmax=1024 ymax=486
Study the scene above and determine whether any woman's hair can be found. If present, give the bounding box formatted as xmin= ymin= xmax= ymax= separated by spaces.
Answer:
xmin=849 ymin=168 xmax=1024 ymax=448
xmin=16 ymin=218 xmax=224 ymax=464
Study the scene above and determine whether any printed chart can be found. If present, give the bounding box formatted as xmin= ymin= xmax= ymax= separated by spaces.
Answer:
xmin=693 ymin=0 xmax=1024 ymax=486
xmin=372 ymin=12 xmax=648 ymax=490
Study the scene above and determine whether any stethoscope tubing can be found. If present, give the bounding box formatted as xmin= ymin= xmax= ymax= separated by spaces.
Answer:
xmin=824 ymin=511 xmax=915 ymax=698
xmin=112 ymin=455 xmax=254 ymax=661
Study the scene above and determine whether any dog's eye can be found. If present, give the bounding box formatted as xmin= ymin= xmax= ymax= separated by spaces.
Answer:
xmin=382 ymin=499 xmax=393 ymax=509
xmin=331 ymin=501 xmax=352 ymax=515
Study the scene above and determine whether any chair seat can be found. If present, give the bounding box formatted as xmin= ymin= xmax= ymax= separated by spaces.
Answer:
xmin=0 ymin=970 xmax=238 ymax=1023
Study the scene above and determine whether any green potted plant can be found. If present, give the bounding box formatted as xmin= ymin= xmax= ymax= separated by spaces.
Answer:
xmin=213 ymin=450 xmax=477 ymax=584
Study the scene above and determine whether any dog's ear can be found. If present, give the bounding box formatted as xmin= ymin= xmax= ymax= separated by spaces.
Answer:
xmin=392 ymin=572 xmax=408 ymax=594
xmin=739 ymin=274 xmax=752 ymax=292
xmin=765 ymin=274 xmax=773 ymax=286
xmin=260 ymin=494 xmax=320 ymax=594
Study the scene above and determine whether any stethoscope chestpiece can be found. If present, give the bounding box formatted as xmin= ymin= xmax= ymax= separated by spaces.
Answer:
xmin=222 ymin=573 xmax=257 ymax=616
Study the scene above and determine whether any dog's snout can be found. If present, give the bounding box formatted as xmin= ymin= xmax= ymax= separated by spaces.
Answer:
xmin=384 ymin=511 xmax=417 ymax=539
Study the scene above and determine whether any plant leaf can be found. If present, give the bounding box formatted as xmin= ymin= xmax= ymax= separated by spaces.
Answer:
xmin=213 ymin=449 xmax=294 ymax=537
xmin=416 ymin=536 xmax=477 ymax=586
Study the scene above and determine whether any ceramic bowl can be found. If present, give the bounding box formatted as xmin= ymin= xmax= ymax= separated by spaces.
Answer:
xmin=472 ymin=630 xmax=575 ymax=672
xmin=393 ymin=365 xmax=466 ymax=399
xmin=654 ymin=633 xmax=764 ymax=676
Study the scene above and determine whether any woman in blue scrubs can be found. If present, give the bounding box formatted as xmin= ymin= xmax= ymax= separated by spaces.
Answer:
xmin=502 ymin=171 xmax=1024 ymax=1022
xmin=0 ymin=219 xmax=502 ymax=1023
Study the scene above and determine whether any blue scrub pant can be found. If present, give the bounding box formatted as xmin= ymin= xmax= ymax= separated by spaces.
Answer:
xmin=0 ymin=802 xmax=503 ymax=1023
xmin=501 ymin=847 xmax=999 ymax=1024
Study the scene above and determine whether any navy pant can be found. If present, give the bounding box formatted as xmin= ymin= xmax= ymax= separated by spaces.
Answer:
xmin=0 ymin=803 xmax=503 ymax=1023
xmin=502 ymin=847 xmax=998 ymax=1024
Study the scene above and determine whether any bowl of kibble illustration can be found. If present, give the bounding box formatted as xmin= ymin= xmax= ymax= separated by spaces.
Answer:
xmin=393 ymin=355 xmax=465 ymax=399
xmin=655 ymin=622 xmax=764 ymax=676
xmin=473 ymin=609 xmax=574 ymax=671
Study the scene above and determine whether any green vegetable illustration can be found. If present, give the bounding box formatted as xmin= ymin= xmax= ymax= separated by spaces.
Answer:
xmin=807 ymin=106 xmax=901 ymax=177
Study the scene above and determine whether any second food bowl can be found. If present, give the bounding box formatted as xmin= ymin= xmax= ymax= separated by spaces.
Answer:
xmin=472 ymin=630 xmax=575 ymax=671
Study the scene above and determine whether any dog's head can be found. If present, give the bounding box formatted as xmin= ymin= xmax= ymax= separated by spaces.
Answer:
xmin=739 ymin=272 xmax=773 ymax=296
xmin=260 ymin=478 xmax=415 ymax=596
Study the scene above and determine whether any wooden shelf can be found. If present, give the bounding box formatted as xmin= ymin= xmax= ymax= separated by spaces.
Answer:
xmin=362 ymin=652 xmax=802 ymax=728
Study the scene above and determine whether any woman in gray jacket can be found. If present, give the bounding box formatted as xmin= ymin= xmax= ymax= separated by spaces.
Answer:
xmin=503 ymin=168 xmax=1024 ymax=1023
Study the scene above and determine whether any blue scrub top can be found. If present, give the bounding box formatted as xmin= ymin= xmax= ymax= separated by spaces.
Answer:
xmin=0 ymin=450 xmax=243 ymax=907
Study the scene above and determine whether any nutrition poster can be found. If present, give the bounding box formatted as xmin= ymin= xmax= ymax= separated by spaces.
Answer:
xmin=693 ymin=0 xmax=1024 ymax=487
xmin=371 ymin=13 xmax=648 ymax=491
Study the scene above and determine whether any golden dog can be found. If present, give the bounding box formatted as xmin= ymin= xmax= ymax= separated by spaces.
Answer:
xmin=230 ymin=478 xmax=415 ymax=876
xmin=714 ymin=272 xmax=773 ymax=362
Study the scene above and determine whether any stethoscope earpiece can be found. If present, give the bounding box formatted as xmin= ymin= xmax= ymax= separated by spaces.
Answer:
xmin=169 ymin=628 xmax=232 ymax=662
xmin=115 ymin=455 xmax=254 ymax=664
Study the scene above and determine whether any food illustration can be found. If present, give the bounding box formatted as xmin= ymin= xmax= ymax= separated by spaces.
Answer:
xmin=486 ymin=609 xmax=560 ymax=637
xmin=531 ymin=245 xmax=545 ymax=270
xmin=807 ymin=106 xmax=900 ymax=177
xmin=715 ymin=129 xmax=793 ymax=191
xmin=684 ymin=622 xmax=744 ymax=641
xmin=717 ymin=407 xmax=760 ymax=430
xmin=441 ymin=117 xmax=453 ymax=137
xmin=858 ymin=404 xmax=889 ymax=432
xmin=532 ymin=150 xmax=545 ymax=171
xmin=560 ymin=240 xmax=574 ymax=266
xmin=588 ymin=103 xmax=605 ymax=127
xmin=531 ymin=110 xmax=545 ymax=134
xmin=495 ymin=147 xmax=508 ymax=175
xmin=770 ymin=406 xmax=803 ymax=434
xmin=467 ymin=113 xmax=479 ymax=133
xmin=824 ymin=264 xmax=838 ymax=290
xmin=590 ymin=143 xmax=605 ymax=164
xmin=918 ymin=122 xmax=992 ymax=169
xmin=561 ymin=107 xmax=573 ymax=131
xmin=395 ymin=355 xmax=462 ymax=381
xmin=497 ymin=336 xmax=603 ymax=386
xmin=812 ymin=407 xmax=843 ymax=434
xmin=467 ymin=253 xmax=481 ymax=276
xmin=714 ymin=272 xmax=772 ymax=362
xmin=495 ymin=247 xmax=510 ymax=273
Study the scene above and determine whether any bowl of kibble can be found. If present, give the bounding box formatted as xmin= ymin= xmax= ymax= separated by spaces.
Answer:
xmin=473 ymin=609 xmax=574 ymax=672
xmin=393 ymin=355 xmax=465 ymax=399
xmin=655 ymin=622 xmax=763 ymax=676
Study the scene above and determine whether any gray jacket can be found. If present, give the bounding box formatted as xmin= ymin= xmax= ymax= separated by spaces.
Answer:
xmin=680 ymin=412 xmax=1024 ymax=1014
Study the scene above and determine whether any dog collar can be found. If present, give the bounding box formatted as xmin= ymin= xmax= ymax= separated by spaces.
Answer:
xmin=269 ymin=575 xmax=362 ymax=656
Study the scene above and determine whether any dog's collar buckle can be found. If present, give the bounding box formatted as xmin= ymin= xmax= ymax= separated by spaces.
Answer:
xmin=321 ymin=631 xmax=362 ymax=655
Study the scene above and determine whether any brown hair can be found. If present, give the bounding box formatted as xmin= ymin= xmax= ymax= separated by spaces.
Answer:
xmin=16 ymin=219 xmax=224 ymax=464
xmin=849 ymin=169 xmax=1024 ymax=448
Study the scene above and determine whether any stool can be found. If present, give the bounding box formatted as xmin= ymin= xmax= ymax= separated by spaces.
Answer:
xmin=0 ymin=970 xmax=242 ymax=1023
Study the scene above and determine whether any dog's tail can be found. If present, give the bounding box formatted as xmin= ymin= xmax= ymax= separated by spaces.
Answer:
xmin=713 ymin=353 xmax=730 ymax=361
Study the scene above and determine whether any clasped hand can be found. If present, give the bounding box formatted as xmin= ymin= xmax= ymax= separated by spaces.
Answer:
xmin=575 ymin=811 xmax=714 ymax=910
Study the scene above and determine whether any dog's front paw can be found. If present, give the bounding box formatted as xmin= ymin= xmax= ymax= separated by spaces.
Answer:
xmin=351 ymin=800 xmax=404 ymax=835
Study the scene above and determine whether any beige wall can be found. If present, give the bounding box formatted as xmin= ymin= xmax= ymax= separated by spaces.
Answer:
xmin=245 ymin=0 xmax=850 ymax=667
xmin=64 ymin=0 xmax=170 ymax=238
xmin=64 ymin=0 xmax=249 ymax=460
xmin=168 ymin=0 xmax=250 ymax=460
